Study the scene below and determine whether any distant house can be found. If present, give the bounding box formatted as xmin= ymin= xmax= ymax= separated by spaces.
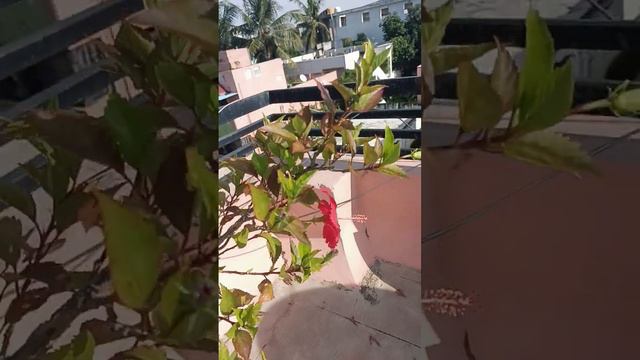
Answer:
xmin=321 ymin=0 xmax=420 ymax=48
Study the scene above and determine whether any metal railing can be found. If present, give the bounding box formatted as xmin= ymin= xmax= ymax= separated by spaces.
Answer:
xmin=0 ymin=0 xmax=144 ymax=211
xmin=218 ymin=76 xmax=422 ymax=160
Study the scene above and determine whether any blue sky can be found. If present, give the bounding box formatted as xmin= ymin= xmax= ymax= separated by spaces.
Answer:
xmin=227 ymin=0 xmax=375 ymax=17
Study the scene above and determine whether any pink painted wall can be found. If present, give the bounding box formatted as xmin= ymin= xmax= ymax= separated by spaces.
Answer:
xmin=423 ymin=145 xmax=640 ymax=360
xmin=351 ymin=161 xmax=422 ymax=271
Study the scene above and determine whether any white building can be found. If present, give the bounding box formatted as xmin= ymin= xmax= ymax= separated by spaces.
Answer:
xmin=323 ymin=0 xmax=420 ymax=48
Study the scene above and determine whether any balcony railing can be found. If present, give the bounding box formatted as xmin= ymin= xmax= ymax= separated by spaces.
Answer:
xmin=218 ymin=76 xmax=422 ymax=160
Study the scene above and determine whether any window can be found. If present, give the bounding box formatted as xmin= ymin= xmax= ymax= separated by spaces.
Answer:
xmin=339 ymin=15 xmax=347 ymax=27
xmin=380 ymin=7 xmax=390 ymax=18
xmin=362 ymin=11 xmax=370 ymax=22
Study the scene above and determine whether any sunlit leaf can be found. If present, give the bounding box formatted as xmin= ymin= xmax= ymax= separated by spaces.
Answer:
xmin=261 ymin=123 xmax=297 ymax=142
xmin=233 ymin=227 xmax=249 ymax=248
xmin=457 ymin=61 xmax=503 ymax=132
xmin=503 ymin=131 xmax=595 ymax=174
xmin=353 ymin=85 xmax=385 ymax=112
xmin=611 ymin=87 xmax=640 ymax=116
xmin=261 ymin=232 xmax=282 ymax=264
xmin=381 ymin=126 xmax=401 ymax=165
xmin=95 ymin=193 xmax=162 ymax=309
xmin=376 ymin=164 xmax=407 ymax=177
xmin=249 ymin=186 xmax=271 ymax=221
xmin=331 ymin=79 xmax=355 ymax=104
xmin=424 ymin=0 xmax=454 ymax=53
xmin=124 ymin=346 xmax=166 ymax=360
xmin=257 ymin=279 xmax=274 ymax=303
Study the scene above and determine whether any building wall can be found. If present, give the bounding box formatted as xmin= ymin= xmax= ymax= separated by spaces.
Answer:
xmin=331 ymin=0 xmax=419 ymax=46
xmin=285 ymin=51 xmax=360 ymax=80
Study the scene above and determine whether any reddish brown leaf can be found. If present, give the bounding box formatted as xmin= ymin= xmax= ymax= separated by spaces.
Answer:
xmin=233 ymin=329 xmax=252 ymax=360
xmin=314 ymin=79 xmax=336 ymax=114
xmin=257 ymin=279 xmax=274 ymax=304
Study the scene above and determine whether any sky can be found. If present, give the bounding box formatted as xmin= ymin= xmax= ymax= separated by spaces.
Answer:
xmin=227 ymin=0 xmax=375 ymax=17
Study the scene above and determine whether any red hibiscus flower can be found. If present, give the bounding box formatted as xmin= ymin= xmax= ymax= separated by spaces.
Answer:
xmin=318 ymin=187 xmax=340 ymax=249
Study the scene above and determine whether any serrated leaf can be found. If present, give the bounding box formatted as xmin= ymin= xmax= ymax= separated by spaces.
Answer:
xmin=95 ymin=193 xmax=162 ymax=309
xmin=491 ymin=38 xmax=519 ymax=112
xmin=516 ymin=61 xmax=574 ymax=133
xmin=424 ymin=0 xmax=454 ymax=53
xmin=376 ymin=164 xmax=407 ymax=177
xmin=0 ymin=183 xmax=35 ymax=220
xmin=457 ymin=61 xmax=503 ymax=132
xmin=430 ymin=42 xmax=495 ymax=75
xmin=249 ymin=186 xmax=271 ymax=221
xmin=503 ymin=131 xmax=595 ymax=174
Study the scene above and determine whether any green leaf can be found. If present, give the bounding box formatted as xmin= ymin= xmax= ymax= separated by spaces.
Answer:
xmin=261 ymin=123 xmax=298 ymax=142
xmin=231 ymin=288 xmax=255 ymax=307
xmin=353 ymin=85 xmax=385 ymax=112
xmin=284 ymin=217 xmax=310 ymax=246
xmin=249 ymin=186 xmax=271 ymax=221
xmin=0 ymin=183 xmax=35 ymax=220
xmin=251 ymin=153 xmax=269 ymax=178
xmin=95 ymin=193 xmax=162 ymax=309
xmin=0 ymin=217 xmax=23 ymax=268
xmin=232 ymin=329 xmax=252 ymax=360
xmin=611 ymin=87 xmax=640 ymax=115
xmin=457 ymin=61 xmax=504 ymax=132
xmin=104 ymin=95 xmax=174 ymax=178
xmin=518 ymin=9 xmax=555 ymax=124
xmin=381 ymin=126 xmax=401 ymax=165
xmin=331 ymin=80 xmax=355 ymax=104
xmin=424 ymin=0 xmax=454 ymax=53
xmin=503 ymin=131 xmax=595 ymax=174
xmin=261 ymin=233 xmax=282 ymax=264
xmin=233 ymin=227 xmax=249 ymax=248
xmin=220 ymin=286 xmax=235 ymax=315
xmin=363 ymin=141 xmax=380 ymax=166
xmin=152 ymin=271 xmax=185 ymax=334
xmin=115 ymin=22 xmax=154 ymax=63
xmin=124 ymin=346 xmax=166 ymax=360
xmin=155 ymin=62 xmax=195 ymax=108
xmin=185 ymin=147 xmax=217 ymax=224
xmin=516 ymin=61 xmax=574 ymax=133
xmin=130 ymin=0 xmax=217 ymax=54
xmin=430 ymin=42 xmax=495 ymax=74
xmin=376 ymin=164 xmax=407 ymax=177
xmin=491 ymin=38 xmax=519 ymax=112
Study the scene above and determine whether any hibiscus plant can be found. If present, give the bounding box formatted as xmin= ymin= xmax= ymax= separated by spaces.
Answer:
xmin=218 ymin=41 xmax=406 ymax=359
xmin=0 ymin=2 xmax=217 ymax=359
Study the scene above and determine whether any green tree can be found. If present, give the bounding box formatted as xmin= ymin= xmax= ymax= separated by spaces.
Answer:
xmin=220 ymin=1 xmax=241 ymax=50
xmin=291 ymin=0 xmax=331 ymax=53
xmin=233 ymin=0 xmax=302 ymax=62
xmin=354 ymin=33 xmax=368 ymax=45
xmin=380 ymin=14 xmax=405 ymax=41
xmin=391 ymin=35 xmax=416 ymax=74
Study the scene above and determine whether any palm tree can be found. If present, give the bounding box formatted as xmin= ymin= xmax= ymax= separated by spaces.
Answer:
xmin=219 ymin=2 xmax=240 ymax=50
xmin=290 ymin=0 xmax=331 ymax=53
xmin=231 ymin=0 xmax=302 ymax=62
